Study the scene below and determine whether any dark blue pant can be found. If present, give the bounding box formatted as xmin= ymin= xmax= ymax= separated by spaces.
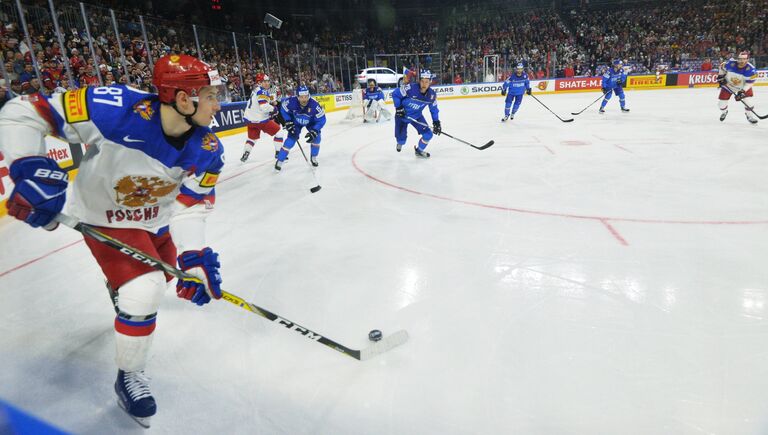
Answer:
xmin=395 ymin=115 xmax=433 ymax=150
xmin=504 ymin=93 xmax=524 ymax=116
xmin=600 ymin=88 xmax=626 ymax=109
xmin=277 ymin=128 xmax=322 ymax=162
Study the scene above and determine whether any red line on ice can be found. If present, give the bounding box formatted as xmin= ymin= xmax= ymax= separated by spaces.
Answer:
xmin=351 ymin=143 xmax=768 ymax=227
xmin=0 ymin=239 xmax=83 ymax=279
xmin=613 ymin=144 xmax=634 ymax=154
xmin=600 ymin=219 xmax=629 ymax=245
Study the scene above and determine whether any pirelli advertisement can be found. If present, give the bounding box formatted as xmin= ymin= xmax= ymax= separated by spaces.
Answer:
xmin=626 ymin=74 xmax=667 ymax=88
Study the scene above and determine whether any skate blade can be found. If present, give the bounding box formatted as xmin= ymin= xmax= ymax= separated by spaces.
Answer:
xmin=117 ymin=398 xmax=152 ymax=428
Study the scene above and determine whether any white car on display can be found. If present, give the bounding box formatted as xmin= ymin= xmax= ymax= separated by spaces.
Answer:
xmin=356 ymin=67 xmax=404 ymax=88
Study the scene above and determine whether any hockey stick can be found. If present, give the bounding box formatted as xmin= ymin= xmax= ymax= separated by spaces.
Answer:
xmin=720 ymin=85 xmax=768 ymax=119
xmin=571 ymin=91 xmax=608 ymax=115
xmin=54 ymin=214 xmax=408 ymax=361
xmin=406 ymin=117 xmax=494 ymax=150
xmin=529 ymin=93 xmax=574 ymax=122
xmin=295 ymin=141 xmax=322 ymax=193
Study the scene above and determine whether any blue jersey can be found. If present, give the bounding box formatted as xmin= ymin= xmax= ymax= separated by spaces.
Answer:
xmin=280 ymin=96 xmax=326 ymax=132
xmin=602 ymin=67 xmax=627 ymax=89
xmin=363 ymin=87 xmax=385 ymax=102
xmin=391 ymin=83 xmax=439 ymax=121
xmin=502 ymin=72 xmax=530 ymax=96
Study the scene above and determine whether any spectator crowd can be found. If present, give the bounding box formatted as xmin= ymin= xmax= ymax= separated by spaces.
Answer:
xmin=0 ymin=0 xmax=764 ymax=109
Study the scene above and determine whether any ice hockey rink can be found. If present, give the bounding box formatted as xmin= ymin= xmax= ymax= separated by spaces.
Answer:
xmin=1 ymin=87 xmax=767 ymax=434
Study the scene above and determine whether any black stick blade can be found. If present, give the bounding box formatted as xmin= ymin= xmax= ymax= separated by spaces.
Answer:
xmin=473 ymin=140 xmax=495 ymax=150
xmin=310 ymin=185 xmax=322 ymax=193
xmin=563 ymin=118 xmax=575 ymax=122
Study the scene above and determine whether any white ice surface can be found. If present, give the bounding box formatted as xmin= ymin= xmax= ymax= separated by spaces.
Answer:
xmin=1 ymin=87 xmax=767 ymax=434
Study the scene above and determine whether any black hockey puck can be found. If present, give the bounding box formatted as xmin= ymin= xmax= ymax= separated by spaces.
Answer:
xmin=368 ymin=329 xmax=382 ymax=342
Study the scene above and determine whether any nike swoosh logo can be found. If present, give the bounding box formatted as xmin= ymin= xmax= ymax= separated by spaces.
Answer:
xmin=123 ymin=135 xmax=144 ymax=143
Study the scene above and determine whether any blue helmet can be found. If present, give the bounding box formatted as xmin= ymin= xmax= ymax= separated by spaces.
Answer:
xmin=419 ymin=69 xmax=433 ymax=80
xmin=612 ymin=59 xmax=623 ymax=67
xmin=297 ymin=85 xmax=310 ymax=96
xmin=516 ymin=63 xmax=524 ymax=70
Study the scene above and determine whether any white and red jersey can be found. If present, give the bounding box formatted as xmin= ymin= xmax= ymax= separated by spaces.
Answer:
xmin=243 ymin=85 xmax=276 ymax=123
xmin=0 ymin=86 xmax=224 ymax=250
xmin=719 ymin=59 xmax=757 ymax=92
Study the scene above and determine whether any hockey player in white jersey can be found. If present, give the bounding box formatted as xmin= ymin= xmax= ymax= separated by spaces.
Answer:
xmin=363 ymin=78 xmax=392 ymax=122
xmin=717 ymin=51 xmax=759 ymax=124
xmin=0 ymin=54 xmax=227 ymax=428
xmin=241 ymin=72 xmax=284 ymax=161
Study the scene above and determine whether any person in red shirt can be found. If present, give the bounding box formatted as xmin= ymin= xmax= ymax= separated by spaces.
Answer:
xmin=69 ymin=48 xmax=84 ymax=76
xmin=80 ymin=65 xmax=100 ymax=86
xmin=700 ymin=58 xmax=712 ymax=71
xmin=453 ymin=73 xmax=463 ymax=84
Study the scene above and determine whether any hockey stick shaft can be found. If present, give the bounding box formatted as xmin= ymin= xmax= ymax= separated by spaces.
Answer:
xmin=405 ymin=117 xmax=494 ymax=150
xmin=295 ymin=141 xmax=322 ymax=193
xmin=571 ymin=91 xmax=608 ymax=115
xmin=53 ymin=214 xmax=407 ymax=360
xmin=529 ymin=93 xmax=574 ymax=122
xmin=720 ymin=85 xmax=768 ymax=119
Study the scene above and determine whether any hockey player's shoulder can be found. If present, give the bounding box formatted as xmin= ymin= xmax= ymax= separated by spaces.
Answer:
xmin=308 ymin=99 xmax=325 ymax=114
xmin=187 ymin=127 xmax=225 ymax=170
xmin=68 ymin=85 xmax=158 ymax=131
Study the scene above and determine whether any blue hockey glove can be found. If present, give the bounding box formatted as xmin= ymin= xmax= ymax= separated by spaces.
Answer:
xmin=305 ymin=129 xmax=319 ymax=143
xmin=176 ymin=248 xmax=222 ymax=306
xmin=284 ymin=120 xmax=295 ymax=135
xmin=526 ymin=88 xmax=532 ymax=95
xmin=7 ymin=156 xmax=68 ymax=228
xmin=501 ymin=88 xmax=507 ymax=96
xmin=395 ymin=106 xmax=405 ymax=117
xmin=735 ymin=90 xmax=746 ymax=101
xmin=432 ymin=120 xmax=442 ymax=135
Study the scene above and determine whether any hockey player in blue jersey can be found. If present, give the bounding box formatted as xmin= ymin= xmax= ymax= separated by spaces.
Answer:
xmin=363 ymin=78 xmax=391 ymax=122
xmin=500 ymin=63 xmax=531 ymax=121
xmin=600 ymin=60 xmax=630 ymax=113
xmin=391 ymin=69 xmax=441 ymax=158
xmin=0 ymin=54 xmax=227 ymax=428
xmin=276 ymin=85 xmax=326 ymax=169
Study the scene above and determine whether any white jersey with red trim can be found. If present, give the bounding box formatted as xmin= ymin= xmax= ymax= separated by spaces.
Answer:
xmin=719 ymin=60 xmax=757 ymax=92
xmin=243 ymin=86 xmax=276 ymax=123
xmin=0 ymin=86 xmax=224 ymax=242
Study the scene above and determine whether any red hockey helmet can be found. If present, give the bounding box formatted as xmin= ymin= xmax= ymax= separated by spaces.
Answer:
xmin=255 ymin=72 xmax=270 ymax=83
xmin=153 ymin=54 xmax=222 ymax=104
